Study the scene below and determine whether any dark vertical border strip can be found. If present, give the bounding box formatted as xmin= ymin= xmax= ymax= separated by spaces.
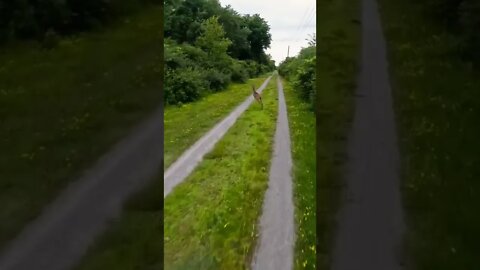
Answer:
xmin=315 ymin=0 xmax=321 ymax=269
xmin=159 ymin=1 xmax=165 ymax=269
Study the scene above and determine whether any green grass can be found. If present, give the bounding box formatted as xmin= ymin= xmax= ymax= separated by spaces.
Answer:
xmin=164 ymin=75 xmax=270 ymax=168
xmin=0 ymin=6 xmax=161 ymax=248
xmin=164 ymin=76 xmax=277 ymax=269
xmin=317 ymin=0 xmax=360 ymax=268
xmin=378 ymin=0 xmax=480 ymax=268
xmin=282 ymin=79 xmax=316 ymax=269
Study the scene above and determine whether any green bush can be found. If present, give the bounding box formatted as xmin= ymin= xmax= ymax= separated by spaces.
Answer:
xmin=165 ymin=67 xmax=207 ymax=105
xmin=413 ymin=0 xmax=480 ymax=66
xmin=245 ymin=60 xmax=264 ymax=77
xmin=164 ymin=40 xmax=209 ymax=70
xmin=293 ymin=56 xmax=316 ymax=108
xmin=278 ymin=45 xmax=316 ymax=110
xmin=230 ymin=60 xmax=249 ymax=83
xmin=204 ymin=69 xmax=231 ymax=91
xmin=41 ymin=29 xmax=60 ymax=49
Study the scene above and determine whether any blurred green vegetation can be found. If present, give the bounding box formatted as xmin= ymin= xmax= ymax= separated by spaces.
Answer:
xmin=379 ymin=0 xmax=480 ymax=267
xmin=0 ymin=6 xmax=161 ymax=249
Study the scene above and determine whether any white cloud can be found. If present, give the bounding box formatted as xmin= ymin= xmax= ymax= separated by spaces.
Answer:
xmin=219 ymin=0 xmax=316 ymax=65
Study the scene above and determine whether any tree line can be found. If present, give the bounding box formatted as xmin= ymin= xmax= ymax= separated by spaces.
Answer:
xmin=164 ymin=0 xmax=275 ymax=105
xmin=421 ymin=0 xmax=480 ymax=64
xmin=278 ymin=35 xmax=316 ymax=110
xmin=0 ymin=0 xmax=160 ymax=43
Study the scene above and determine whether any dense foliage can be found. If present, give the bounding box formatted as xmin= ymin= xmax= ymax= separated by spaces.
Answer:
xmin=419 ymin=0 xmax=480 ymax=64
xmin=278 ymin=35 xmax=316 ymax=110
xmin=164 ymin=0 xmax=275 ymax=105
xmin=0 ymin=0 xmax=160 ymax=43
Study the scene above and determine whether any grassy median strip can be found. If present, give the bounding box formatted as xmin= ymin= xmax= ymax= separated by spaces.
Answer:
xmin=164 ymin=75 xmax=270 ymax=168
xmin=164 ymin=76 xmax=277 ymax=269
xmin=0 ymin=6 xmax=161 ymax=248
xmin=378 ymin=0 xmax=480 ymax=268
xmin=282 ymin=79 xmax=316 ymax=269
xmin=317 ymin=0 xmax=360 ymax=267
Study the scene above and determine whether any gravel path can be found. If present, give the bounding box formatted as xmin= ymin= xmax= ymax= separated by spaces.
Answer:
xmin=251 ymin=77 xmax=294 ymax=270
xmin=330 ymin=0 xmax=406 ymax=269
xmin=163 ymin=76 xmax=272 ymax=197
xmin=0 ymin=107 xmax=163 ymax=270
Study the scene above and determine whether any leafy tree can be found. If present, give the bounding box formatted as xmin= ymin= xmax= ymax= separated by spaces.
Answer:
xmin=244 ymin=14 xmax=272 ymax=63
xmin=217 ymin=5 xmax=251 ymax=59
xmin=164 ymin=0 xmax=222 ymax=44
xmin=195 ymin=16 xmax=232 ymax=59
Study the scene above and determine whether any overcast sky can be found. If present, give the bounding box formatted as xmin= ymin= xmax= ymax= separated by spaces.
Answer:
xmin=219 ymin=0 xmax=316 ymax=65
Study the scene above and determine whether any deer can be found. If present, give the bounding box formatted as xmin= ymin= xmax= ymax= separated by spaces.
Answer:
xmin=252 ymin=85 xmax=263 ymax=109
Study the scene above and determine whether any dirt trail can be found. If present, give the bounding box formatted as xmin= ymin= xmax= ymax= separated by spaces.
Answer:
xmin=251 ymin=77 xmax=294 ymax=270
xmin=164 ymin=75 xmax=272 ymax=197
xmin=0 ymin=107 xmax=163 ymax=270
xmin=331 ymin=0 xmax=406 ymax=269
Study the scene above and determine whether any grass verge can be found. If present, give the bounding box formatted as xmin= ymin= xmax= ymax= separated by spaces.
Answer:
xmin=317 ymin=0 xmax=360 ymax=268
xmin=0 ymin=6 xmax=161 ymax=248
xmin=164 ymin=76 xmax=277 ymax=269
xmin=282 ymin=79 xmax=316 ymax=269
xmin=164 ymin=75 xmax=270 ymax=168
xmin=378 ymin=0 xmax=480 ymax=268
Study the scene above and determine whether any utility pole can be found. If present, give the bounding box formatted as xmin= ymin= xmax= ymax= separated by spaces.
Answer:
xmin=287 ymin=45 xmax=290 ymax=58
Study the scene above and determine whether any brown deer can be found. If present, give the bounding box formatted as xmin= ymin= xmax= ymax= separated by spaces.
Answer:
xmin=252 ymin=85 xmax=263 ymax=109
